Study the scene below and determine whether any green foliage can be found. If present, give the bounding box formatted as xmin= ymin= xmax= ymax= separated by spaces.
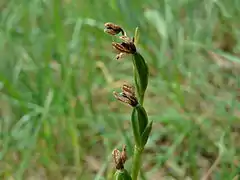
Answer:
xmin=114 ymin=169 xmax=132 ymax=180
xmin=131 ymin=104 xmax=150 ymax=149
xmin=0 ymin=0 xmax=239 ymax=179
xmin=135 ymin=105 xmax=148 ymax=137
xmin=131 ymin=108 xmax=141 ymax=148
xmin=141 ymin=120 xmax=153 ymax=147
xmin=132 ymin=53 xmax=149 ymax=105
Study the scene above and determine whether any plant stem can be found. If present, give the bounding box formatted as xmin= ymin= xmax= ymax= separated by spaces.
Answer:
xmin=131 ymin=146 xmax=143 ymax=180
xmin=139 ymin=94 xmax=144 ymax=105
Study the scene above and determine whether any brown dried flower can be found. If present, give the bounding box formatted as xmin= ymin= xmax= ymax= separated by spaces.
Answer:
xmin=104 ymin=22 xmax=125 ymax=36
xmin=104 ymin=22 xmax=137 ymax=60
xmin=113 ymin=84 xmax=138 ymax=107
xmin=112 ymin=40 xmax=136 ymax=60
xmin=112 ymin=145 xmax=127 ymax=170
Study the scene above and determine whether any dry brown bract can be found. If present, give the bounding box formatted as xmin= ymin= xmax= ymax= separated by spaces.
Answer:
xmin=112 ymin=145 xmax=127 ymax=170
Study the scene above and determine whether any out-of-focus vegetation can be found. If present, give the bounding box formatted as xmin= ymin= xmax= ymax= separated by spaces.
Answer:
xmin=0 ymin=0 xmax=239 ymax=179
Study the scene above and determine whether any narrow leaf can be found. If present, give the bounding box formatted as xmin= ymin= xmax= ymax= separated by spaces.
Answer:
xmin=136 ymin=105 xmax=148 ymax=135
xmin=131 ymin=108 xmax=141 ymax=148
xmin=141 ymin=121 xmax=153 ymax=147
xmin=132 ymin=52 xmax=149 ymax=104
xmin=133 ymin=67 xmax=141 ymax=98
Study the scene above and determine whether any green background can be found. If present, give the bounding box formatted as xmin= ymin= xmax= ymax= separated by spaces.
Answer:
xmin=0 ymin=0 xmax=239 ymax=179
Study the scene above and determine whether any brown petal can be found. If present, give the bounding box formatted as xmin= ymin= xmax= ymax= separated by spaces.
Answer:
xmin=104 ymin=22 xmax=124 ymax=35
xmin=113 ymin=91 xmax=131 ymax=105
xmin=112 ymin=42 xmax=132 ymax=54
xmin=122 ymin=84 xmax=135 ymax=97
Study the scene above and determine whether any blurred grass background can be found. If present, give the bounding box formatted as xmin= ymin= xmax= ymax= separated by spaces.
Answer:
xmin=0 ymin=0 xmax=240 ymax=179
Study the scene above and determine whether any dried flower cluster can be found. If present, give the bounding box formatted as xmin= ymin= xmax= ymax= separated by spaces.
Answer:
xmin=104 ymin=23 xmax=139 ymax=107
xmin=112 ymin=145 xmax=127 ymax=170
xmin=113 ymin=84 xmax=138 ymax=107
xmin=104 ymin=22 xmax=136 ymax=60
xmin=104 ymin=22 xmax=125 ymax=36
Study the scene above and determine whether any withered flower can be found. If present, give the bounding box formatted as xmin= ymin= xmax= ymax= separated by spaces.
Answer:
xmin=104 ymin=22 xmax=137 ymax=60
xmin=113 ymin=84 xmax=138 ymax=107
xmin=112 ymin=40 xmax=136 ymax=60
xmin=104 ymin=22 xmax=125 ymax=36
xmin=119 ymin=35 xmax=133 ymax=43
xmin=112 ymin=145 xmax=127 ymax=170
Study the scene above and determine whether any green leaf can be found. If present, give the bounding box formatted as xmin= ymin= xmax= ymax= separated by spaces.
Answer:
xmin=134 ymin=27 xmax=140 ymax=46
xmin=132 ymin=105 xmax=149 ymax=148
xmin=131 ymin=108 xmax=141 ymax=148
xmin=141 ymin=121 xmax=153 ymax=147
xmin=133 ymin=67 xmax=141 ymax=98
xmin=114 ymin=169 xmax=132 ymax=180
xmin=132 ymin=52 xmax=149 ymax=104
xmin=136 ymin=105 xmax=148 ymax=135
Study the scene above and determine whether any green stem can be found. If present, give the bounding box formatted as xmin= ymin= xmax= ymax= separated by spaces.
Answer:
xmin=139 ymin=94 xmax=144 ymax=105
xmin=131 ymin=146 xmax=143 ymax=180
